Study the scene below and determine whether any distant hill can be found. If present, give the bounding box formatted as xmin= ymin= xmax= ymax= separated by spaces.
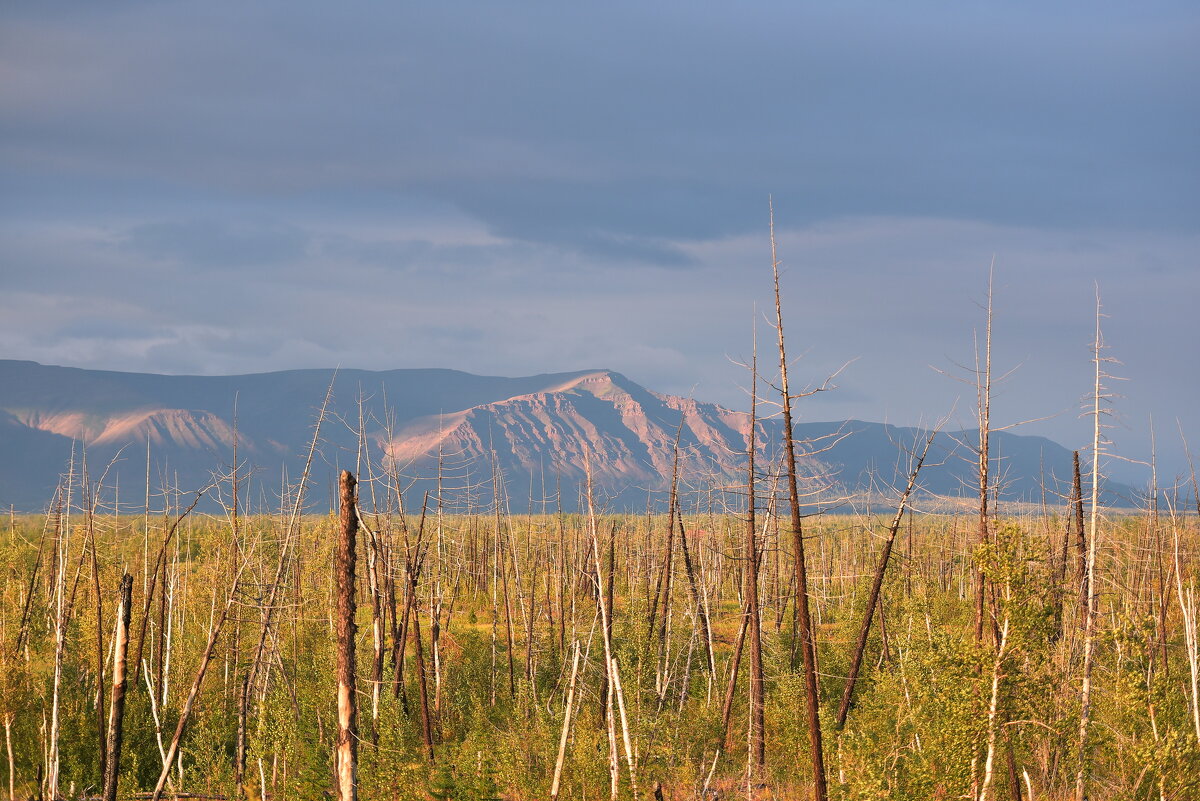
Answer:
xmin=0 ymin=360 xmax=1137 ymax=512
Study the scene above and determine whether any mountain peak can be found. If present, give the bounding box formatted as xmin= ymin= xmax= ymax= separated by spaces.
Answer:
xmin=0 ymin=361 xmax=1138 ymax=510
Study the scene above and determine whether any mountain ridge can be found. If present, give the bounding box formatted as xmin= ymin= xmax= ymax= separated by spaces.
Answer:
xmin=0 ymin=360 xmax=1137 ymax=511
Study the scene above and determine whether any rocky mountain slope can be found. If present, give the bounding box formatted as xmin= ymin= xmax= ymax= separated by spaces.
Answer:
xmin=0 ymin=360 xmax=1136 ymax=511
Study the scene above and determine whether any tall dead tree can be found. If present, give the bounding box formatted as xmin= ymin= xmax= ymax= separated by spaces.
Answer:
xmin=974 ymin=266 xmax=996 ymax=645
xmin=1076 ymin=289 xmax=1113 ymax=801
xmin=81 ymin=453 xmax=108 ymax=784
xmin=653 ymin=421 xmax=685 ymax=698
xmin=584 ymin=455 xmax=638 ymax=800
xmin=335 ymin=470 xmax=360 ymax=801
xmin=745 ymin=320 xmax=766 ymax=771
xmin=769 ymin=200 xmax=828 ymax=801
xmin=236 ymin=376 xmax=334 ymax=784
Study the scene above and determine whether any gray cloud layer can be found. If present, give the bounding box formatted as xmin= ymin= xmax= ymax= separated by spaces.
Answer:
xmin=1 ymin=1 xmax=1197 ymax=483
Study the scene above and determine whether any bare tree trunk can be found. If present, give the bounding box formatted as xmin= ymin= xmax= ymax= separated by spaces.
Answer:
xmin=1052 ymin=460 xmax=1076 ymax=642
xmin=81 ymin=460 xmax=109 ymax=785
xmin=411 ymin=579 xmax=435 ymax=761
xmin=769 ymin=199 xmax=828 ymax=801
xmin=367 ymin=526 xmax=385 ymax=746
xmin=235 ymin=672 xmax=250 ymax=792
xmin=720 ymin=612 xmax=750 ymax=748
xmin=584 ymin=456 xmax=638 ymax=799
xmin=237 ymin=378 xmax=334 ymax=781
xmin=335 ymin=470 xmax=359 ymax=801
xmin=836 ymin=431 xmax=935 ymax=727
xmin=48 ymin=461 xmax=72 ymax=801
xmin=975 ymin=308 xmax=993 ymax=646
xmin=1075 ymin=291 xmax=1106 ymax=801
xmin=1172 ymin=516 xmax=1200 ymax=746
xmin=132 ymin=489 xmax=208 ymax=688
xmin=980 ymin=600 xmax=1011 ymax=801
xmin=745 ymin=324 xmax=766 ymax=772
xmin=652 ymin=423 xmax=685 ymax=690
xmin=3 ymin=714 xmax=13 ymax=801
xmin=102 ymin=572 xmax=133 ymax=801
xmin=550 ymin=642 xmax=582 ymax=801
xmin=150 ymin=553 xmax=245 ymax=800
xmin=1072 ymin=451 xmax=1087 ymax=615
xmin=678 ymin=501 xmax=716 ymax=679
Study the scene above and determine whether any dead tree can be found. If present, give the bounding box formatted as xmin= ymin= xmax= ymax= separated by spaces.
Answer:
xmin=1072 ymin=451 xmax=1087 ymax=615
xmin=677 ymin=500 xmax=715 ymax=679
xmin=974 ymin=267 xmax=996 ymax=645
xmin=584 ymin=455 xmax=638 ymax=799
xmin=102 ymin=572 xmax=133 ymax=801
xmin=335 ymin=470 xmax=360 ymax=801
xmin=769 ymin=199 xmax=828 ymax=800
xmin=550 ymin=642 xmax=582 ymax=801
xmin=745 ymin=321 xmax=766 ymax=771
xmin=408 ymin=502 xmax=436 ymax=761
xmin=149 ymin=527 xmax=249 ymax=801
xmin=132 ymin=488 xmax=209 ymax=688
xmin=1076 ymin=289 xmax=1114 ymax=801
xmin=836 ymin=430 xmax=936 ymax=728
xmin=236 ymin=376 xmax=334 ymax=784
xmin=648 ymin=421 xmax=685 ymax=650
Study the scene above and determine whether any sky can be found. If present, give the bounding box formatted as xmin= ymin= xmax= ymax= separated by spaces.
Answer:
xmin=1 ymin=1 xmax=1197 ymax=488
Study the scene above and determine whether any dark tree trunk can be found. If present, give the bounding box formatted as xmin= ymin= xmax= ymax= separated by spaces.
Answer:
xmin=335 ymin=471 xmax=359 ymax=801
xmin=745 ymin=341 xmax=766 ymax=771
xmin=770 ymin=201 xmax=828 ymax=800
xmin=1073 ymin=451 xmax=1088 ymax=614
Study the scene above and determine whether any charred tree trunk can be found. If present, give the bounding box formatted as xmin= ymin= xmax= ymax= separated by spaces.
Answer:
xmin=745 ymin=329 xmax=766 ymax=771
xmin=1072 ymin=451 xmax=1087 ymax=615
xmin=975 ymin=269 xmax=995 ymax=646
xmin=335 ymin=470 xmax=359 ymax=801
xmin=770 ymin=200 xmax=828 ymax=800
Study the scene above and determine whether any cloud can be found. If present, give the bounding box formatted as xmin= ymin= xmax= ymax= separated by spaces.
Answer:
xmin=122 ymin=219 xmax=308 ymax=267
xmin=2 ymin=2 xmax=1195 ymax=253
xmin=1 ymin=2 xmax=1196 ymax=482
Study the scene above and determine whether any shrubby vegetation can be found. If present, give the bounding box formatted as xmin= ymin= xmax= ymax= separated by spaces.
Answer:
xmin=2 ymin=493 xmax=1198 ymax=799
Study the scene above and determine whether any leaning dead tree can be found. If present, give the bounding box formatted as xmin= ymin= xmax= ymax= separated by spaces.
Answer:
xmin=236 ymin=375 xmax=335 ymax=787
xmin=769 ymin=199 xmax=828 ymax=801
xmin=584 ymin=454 xmax=637 ymax=800
xmin=836 ymin=429 xmax=937 ymax=728
xmin=335 ymin=470 xmax=360 ymax=801
xmin=149 ymin=507 xmax=250 ymax=801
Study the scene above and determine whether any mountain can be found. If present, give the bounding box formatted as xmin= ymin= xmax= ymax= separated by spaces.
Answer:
xmin=0 ymin=360 xmax=1137 ymax=512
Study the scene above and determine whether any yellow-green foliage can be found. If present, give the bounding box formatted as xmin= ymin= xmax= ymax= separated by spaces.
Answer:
xmin=1 ymin=510 xmax=1197 ymax=800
